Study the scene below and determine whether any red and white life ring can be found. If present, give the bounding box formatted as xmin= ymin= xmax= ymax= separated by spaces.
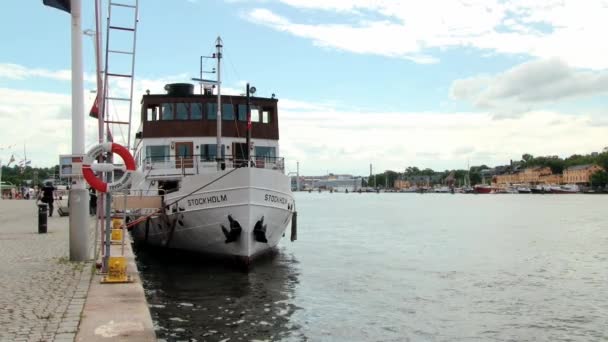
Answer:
xmin=82 ymin=142 xmax=136 ymax=193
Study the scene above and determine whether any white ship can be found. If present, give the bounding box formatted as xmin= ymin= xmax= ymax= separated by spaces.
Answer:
xmin=128 ymin=38 xmax=296 ymax=264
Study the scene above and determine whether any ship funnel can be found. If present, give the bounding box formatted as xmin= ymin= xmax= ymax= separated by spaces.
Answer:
xmin=164 ymin=83 xmax=194 ymax=96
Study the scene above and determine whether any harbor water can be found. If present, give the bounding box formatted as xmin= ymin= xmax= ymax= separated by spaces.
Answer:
xmin=135 ymin=193 xmax=608 ymax=341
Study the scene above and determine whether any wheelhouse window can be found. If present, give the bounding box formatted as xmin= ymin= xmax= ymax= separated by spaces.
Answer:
xmin=207 ymin=103 xmax=217 ymax=120
xmin=161 ymin=103 xmax=173 ymax=120
xmin=262 ymin=110 xmax=270 ymax=123
xmin=237 ymin=104 xmax=247 ymax=121
xmin=222 ymin=104 xmax=234 ymax=120
xmin=176 ymin=103 xmax=189 ymax=120
xmin=251 ymin=108 xmax=260 ymax=122
xmin=191 ymin=103 xmax=203 ymax=120
xmin=145 ymin=145 xmax=170 ymax=162
xmin=146 ymin=105 xmax=159 ymax=121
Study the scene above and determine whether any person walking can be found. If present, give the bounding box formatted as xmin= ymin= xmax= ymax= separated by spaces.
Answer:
xmin=40 ymin=181 xmax=57 ymax=217
xmin=89 ymin=188 xmax=97 ymax=216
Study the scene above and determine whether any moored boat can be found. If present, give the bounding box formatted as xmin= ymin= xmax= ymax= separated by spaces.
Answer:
xmin=517 ymin=186 xmax=531 ymax=194
xmin=473 ymin=184 xmax=493 ymax=194
xmin=128 ymin=39 xmax=295 ymax=265
xmin=550 ymin=184 xmax=580 ymax=194
xmin=530 ymin=185 xmax=551 ymax=194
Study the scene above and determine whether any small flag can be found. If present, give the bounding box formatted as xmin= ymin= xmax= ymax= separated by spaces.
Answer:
xmin=42 ymin=0 xmax=71 ymax=13
xmin=89 ymin=94 xmax=100 ymax=118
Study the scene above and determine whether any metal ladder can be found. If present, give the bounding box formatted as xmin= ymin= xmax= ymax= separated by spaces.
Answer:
xmin=102 ymin=0 xmax=139 ymax=150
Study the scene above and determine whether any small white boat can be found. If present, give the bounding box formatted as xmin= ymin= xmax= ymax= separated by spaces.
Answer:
xmin=550 ymin=184 xmax=580 ymax=194
xmin=433 ymin=186 xmax=451 ymax=193
xmin=516 ymin=186 xmax=531 ymax=194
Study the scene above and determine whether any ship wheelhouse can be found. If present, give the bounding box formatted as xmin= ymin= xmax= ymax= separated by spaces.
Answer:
xmin=133 ymin=84 xmax=283 ymax=179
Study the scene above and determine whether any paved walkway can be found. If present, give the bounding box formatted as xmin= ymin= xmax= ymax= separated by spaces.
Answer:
xmin=0 ymin=200 xmax=94 ymax=342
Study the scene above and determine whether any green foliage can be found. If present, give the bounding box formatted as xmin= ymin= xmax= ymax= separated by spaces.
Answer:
xmin=469 ymin=171 xmax=482 ymax=185
xmin=520 ymin=150 xmax=608 ymax=174
xmin=1 ymin=165 xmax=58 ymax=187
xmin=590 ymin=170 xmax=608 ymax=188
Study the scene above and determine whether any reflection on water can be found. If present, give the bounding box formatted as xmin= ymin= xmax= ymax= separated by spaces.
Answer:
xmin=135 ymin=246 xmax=303 ymax=341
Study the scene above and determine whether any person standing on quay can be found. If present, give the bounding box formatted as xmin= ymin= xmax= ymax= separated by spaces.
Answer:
xmin=40 ymin=181 xmax=57 ymax=217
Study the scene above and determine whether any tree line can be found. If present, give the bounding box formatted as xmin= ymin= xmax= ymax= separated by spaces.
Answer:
xmin=366 ymin=149 xmax=608 ymax=188
xmin=0 ymin=165 xmax=59 ymax=188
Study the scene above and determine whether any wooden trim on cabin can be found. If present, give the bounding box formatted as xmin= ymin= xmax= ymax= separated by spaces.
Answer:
xmin=140 ymin=94 xmax=279 ymax=140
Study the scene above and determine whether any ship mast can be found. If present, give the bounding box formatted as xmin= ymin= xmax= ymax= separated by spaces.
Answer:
xmin=215 ymin=37 xmax=223 ymax=170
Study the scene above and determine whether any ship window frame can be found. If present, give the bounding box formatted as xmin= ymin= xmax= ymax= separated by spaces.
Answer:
xmin=146 ymin=105 xmax=160 ymax=122
xmin=254 ymin=146 xmax=276 ymax=158
xmin=237 ymin=104 xmax=247 ymax=121
xmin=222 ymin=104 xmax=235 ymax=121
xmin=191 ymin=103 xmax=203 ymax=120
xmin=262 ymin=110 xmax=270 ymax=124
xmin=145 ymin=145 xmax=170 ymax=163
xmin=200 ymin=143 xmax=226 ymax=161
xmin=206 ymin=103 xmax=217 ymax=120
xmin=161 ymin=103 xmax=174 ymax=120
xmin=175 ymin=103 xmax=189 ymax=120
xmin=250 ymin=107 xmax=260 ymax=123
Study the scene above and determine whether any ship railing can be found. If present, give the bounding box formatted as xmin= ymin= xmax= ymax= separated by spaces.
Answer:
xmin=141 ymin=155 xmax=285 ymax=176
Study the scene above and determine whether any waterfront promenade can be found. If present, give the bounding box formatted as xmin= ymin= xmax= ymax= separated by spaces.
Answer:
xmin=0 ymin=200 xmax=93 ymax=341
xmin=0 ymin=200 xmax=155 ymax=341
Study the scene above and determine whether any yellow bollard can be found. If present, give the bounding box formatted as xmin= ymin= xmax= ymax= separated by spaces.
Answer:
xmin=110 ymin=229 xmax=123 ymax=244
xmin=100 ymin=256 xmax=133 ymax=283
xmin=111 ymin=218 xmax=124 ymax=244
xmin=112 ymin=217 xmax=123 ymax=230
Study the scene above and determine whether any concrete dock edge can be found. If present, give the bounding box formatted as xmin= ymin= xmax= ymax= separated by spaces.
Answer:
xmin=76 ymin=240 xmax=156 ymax=341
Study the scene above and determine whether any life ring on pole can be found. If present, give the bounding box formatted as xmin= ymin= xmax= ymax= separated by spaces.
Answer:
xmin=82 ymin=142 xmax=136 ymax=193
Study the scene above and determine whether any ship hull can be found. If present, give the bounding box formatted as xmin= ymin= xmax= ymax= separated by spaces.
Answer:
xmin=130 ymin=167 xmax=294 ymax=262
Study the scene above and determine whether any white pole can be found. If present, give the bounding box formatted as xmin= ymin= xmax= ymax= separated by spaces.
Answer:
xmin=215 ymin=37 xmax=223 ymax=170
xmin=69 ymin=0 xmax=90 ymax=262
xmin=94 ymin=0 xmax=104 ymax=263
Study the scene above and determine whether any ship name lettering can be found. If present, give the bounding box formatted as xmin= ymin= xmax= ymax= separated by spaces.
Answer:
xmin=265 ymin=194 xmax=288 ymax=204
xmin=187 ymin=194 xmax=228 ymax=206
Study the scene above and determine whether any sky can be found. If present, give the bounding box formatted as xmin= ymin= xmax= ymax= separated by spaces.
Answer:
xmin=0 ymin=0 xmax=607 ymax=176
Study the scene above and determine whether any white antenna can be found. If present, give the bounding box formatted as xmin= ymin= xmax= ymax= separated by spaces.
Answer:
xmin=215 ymin=37 xmax=223 ymax=170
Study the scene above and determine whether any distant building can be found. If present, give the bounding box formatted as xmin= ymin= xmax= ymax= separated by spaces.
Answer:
xmin=404 ymin=174 xmax=443 ymax=186
xmin=539 ymin=173 xmax=563 ymax=185
xmin=519 ymin=167 xmax=552 ymax=184
xmin=394 ymin=179 xmax=411 ymax=189
xmin=294 ymin=174 xmax=362 ymax=192
xmin=494 ymin=166 xmax=556 ymax=186
xmin=563 ymin=164 xmax=603 ymax=184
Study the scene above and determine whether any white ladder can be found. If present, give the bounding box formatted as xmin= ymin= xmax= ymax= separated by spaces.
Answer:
xmin=102 ymin=0 xmax=139 ymax=150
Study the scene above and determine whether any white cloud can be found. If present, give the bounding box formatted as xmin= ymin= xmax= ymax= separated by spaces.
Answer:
xmin=279 ymin=102 xmax=608 ymax=175
xmin=243 ymin=0 xmax=608 ymax=69
xmin=2 ymin=65 xmax=605 ymax=176
xmin=450 ymin=58 xmax=608 ymax=114
xmin=0 ymin=87 xmax=100 ymax=167
xmin=0 ymin=63 xmax=96 ymax=82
